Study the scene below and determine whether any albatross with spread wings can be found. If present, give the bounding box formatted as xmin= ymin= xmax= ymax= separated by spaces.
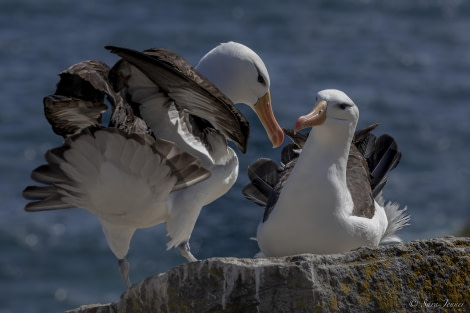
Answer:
xmin=23 ymin=42 xmax=284 ymax=288
xmin=243 ymin=89 xmax=409 ymax=257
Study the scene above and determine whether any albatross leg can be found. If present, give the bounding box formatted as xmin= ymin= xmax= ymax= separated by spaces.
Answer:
xmin=177 ymin=241 xmax=197 ymax=262
xmin=118 ymin=258 xmax=131 ymax=290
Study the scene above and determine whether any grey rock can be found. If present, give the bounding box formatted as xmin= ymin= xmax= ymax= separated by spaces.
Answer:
xmin=67 ymin=237 xmax=470 ymax=313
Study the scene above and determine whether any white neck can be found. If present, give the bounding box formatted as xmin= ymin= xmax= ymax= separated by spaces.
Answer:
xmin=275 ymin=118 xmax=356 ymax=218
xmin=307 ymin=118 xmax=355 ymax=172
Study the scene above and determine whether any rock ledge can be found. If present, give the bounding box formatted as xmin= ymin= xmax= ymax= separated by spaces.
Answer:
xmin=67 ymin=237 xmax=470 ymax=313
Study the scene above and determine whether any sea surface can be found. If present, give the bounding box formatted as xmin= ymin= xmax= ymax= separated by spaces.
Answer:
xmin=1 ymin=0 xmax=470 ymax=312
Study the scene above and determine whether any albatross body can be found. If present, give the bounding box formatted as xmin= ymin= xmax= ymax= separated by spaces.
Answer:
xmin=243 ymin=89 xmax=409 ymax=257
xmin=23 ymin=42 xmax=284 ymax=288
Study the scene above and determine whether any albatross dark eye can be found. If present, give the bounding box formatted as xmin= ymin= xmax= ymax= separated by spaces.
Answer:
xmin=257 ymin=74 xmax=265 ymax=84
xmin=339 ymin=103 xmax=350 ymax=110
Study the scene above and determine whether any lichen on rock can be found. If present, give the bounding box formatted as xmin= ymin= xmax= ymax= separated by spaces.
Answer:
xmin=67 ymin=237 xmax=470 ymax=313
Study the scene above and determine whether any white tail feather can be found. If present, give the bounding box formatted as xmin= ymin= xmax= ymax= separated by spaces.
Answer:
xmin=380 ymin=200 xmax=410 ymax=243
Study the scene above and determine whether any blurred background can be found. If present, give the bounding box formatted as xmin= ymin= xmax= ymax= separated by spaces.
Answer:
xmin=1 ymin=0 xmax=469 ymax=312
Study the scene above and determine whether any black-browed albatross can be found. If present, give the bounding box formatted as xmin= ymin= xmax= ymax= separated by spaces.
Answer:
xmin=23 ymin=42 xmax=284 ymax=288
xmin=243 ymin=89 xmax=409 ymax=257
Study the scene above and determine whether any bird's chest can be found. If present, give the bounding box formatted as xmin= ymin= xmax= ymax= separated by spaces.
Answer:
xmin=269 ymin=165 xmax=354 ymax=246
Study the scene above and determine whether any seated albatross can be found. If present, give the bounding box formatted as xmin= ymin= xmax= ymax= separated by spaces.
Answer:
xmin=243 ymin=89 xmax=409 ymax=257
xmin=23 ymin=42 xmax=284 ymax=288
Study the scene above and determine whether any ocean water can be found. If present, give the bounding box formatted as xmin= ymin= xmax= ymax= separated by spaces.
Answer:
xmin=1 ymin=0 xmax=470 ymax=312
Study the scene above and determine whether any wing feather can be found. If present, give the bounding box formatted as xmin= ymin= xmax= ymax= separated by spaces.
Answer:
xmin=105 ymin=46 xmax=249 ymax=152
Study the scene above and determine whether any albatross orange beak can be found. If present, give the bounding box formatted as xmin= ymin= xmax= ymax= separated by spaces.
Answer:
xmin=253 ymin=91 xmax=284 ymax=148
xmin=294 ymin=100 xmax=327 ymax=134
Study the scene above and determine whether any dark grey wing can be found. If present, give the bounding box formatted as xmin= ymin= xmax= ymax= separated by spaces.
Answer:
xmin=105 ymin=46 xmax=250 ymax=153
xmin=262 ymin=159 xmax=296 ymax=222
xmin=108 ymin=54 xmax=228 ymax=164
xmin=242 ymin=140 xmax=299 ymax=222
xmin=44 ymin=95 xmax=107 ymax=138
xmin=347 ymin=143 xmax=375 ymax=219
xmin=242 ymin=158 xmax=283 ymax=207
xmin=349 ymin=124 xmax=402 ymax=218
xmin=353 ymin=123 xmax=379 ymax=158
xmin=44 ymin=61 xmax=109 ymax=137
xmin=55 ymin=60 xmax=113 ymax=101
xmin=45 ymin=60 xmax=148 ymax=137
xmin=353 ymin=124 xmax=401 ymax=197
xmin=367 ymin=134 xmax=402 ymax=197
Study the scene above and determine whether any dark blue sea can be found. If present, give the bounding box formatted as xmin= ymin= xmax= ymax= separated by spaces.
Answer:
xmin=1 ymin=0 xmax=470 ymax=312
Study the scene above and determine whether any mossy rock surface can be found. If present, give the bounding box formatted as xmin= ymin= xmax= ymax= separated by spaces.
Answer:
xmin=67 ymin=237 xmax=470 ymax=313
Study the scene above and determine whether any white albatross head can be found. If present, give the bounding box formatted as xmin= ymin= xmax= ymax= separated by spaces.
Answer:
xmin=294 ymin=89 xmax=359 ymax=134
xmin=196 ymin=41 xmax=284 ymax=148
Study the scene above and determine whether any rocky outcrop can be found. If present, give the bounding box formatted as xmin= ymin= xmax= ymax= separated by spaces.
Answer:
xmin=67 ymin=237 xmax=470 ymax=313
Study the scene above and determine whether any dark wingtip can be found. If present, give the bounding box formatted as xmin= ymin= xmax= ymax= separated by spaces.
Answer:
xmin=237 ymin=137 xmax=248 ymax=154
xmin=22 ymin=186 xmax=37 ymax=201
xmin=104 ymin=45 xmax=129 ymax=56
xmin=369 ymin=134 xmax=402 ymax=197
xmin=24 ymin=202 xmax=37 ymax=212
xmin=104 ymin=45 xmax=117 ymax=52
